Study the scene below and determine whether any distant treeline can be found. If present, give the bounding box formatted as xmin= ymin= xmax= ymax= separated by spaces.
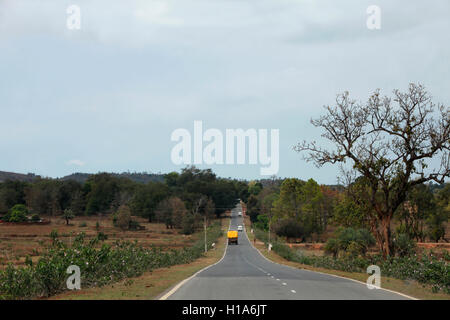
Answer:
xmin=0 ymin=170 xmax=166 ymax=184
xmin=0 ymin=167 xmax=249 ymax=222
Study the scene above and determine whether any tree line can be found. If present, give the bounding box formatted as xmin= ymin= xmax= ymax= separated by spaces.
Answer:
xmin=248 ymin=177 xmax=448 ymax=242
xmin=0 ymin=166 xmax=248 ymax=234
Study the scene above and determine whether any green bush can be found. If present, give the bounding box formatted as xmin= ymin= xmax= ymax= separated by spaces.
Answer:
xmin=392 ymin=233 xmax=417 ymax=257
xmin=324 ymin=238 xmax=339 ymax=258
xmin=325 ymin=227 xmax=375 ymax=257
xmin=128 ymin=220 xmax=142 ymax=230
xmin=181 ymin=213 xmax=195 ymax=235
xmin=96 ymin=232 xmax=108 ymax=241
xmin=115 ymin=205 xmax=131 ymax=230
xmin=7 ymin=204 xmax=29 ymax=223
xmin=254 ymin=214 xmax=269 ymax=231
xmin=274 ymin=219 xmax=306 ymax=241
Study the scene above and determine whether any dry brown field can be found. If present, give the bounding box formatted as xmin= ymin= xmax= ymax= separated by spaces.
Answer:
xmin=0 ymin=215 xmax=200 ymax=268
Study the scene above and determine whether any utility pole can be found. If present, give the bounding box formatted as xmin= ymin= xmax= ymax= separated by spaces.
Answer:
xmin=204 ymin=215 xmax=207 ymax=253
xmin=268 ymin=218 xmax=271 ymax=252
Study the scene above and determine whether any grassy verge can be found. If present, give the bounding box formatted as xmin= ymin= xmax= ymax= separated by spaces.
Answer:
xmin=243 ymin=215 xmax=450 ymax=300
xmin=50 ymin=221 xmax=228 ymax=300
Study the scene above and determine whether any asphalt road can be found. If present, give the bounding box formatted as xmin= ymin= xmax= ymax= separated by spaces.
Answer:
xmin=166 ymin=204 xmax=410 ymax=300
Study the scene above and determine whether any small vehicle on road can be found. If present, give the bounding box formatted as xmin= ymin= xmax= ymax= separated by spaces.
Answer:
xmin=237 ymin=225 xmax=243 ymax=232
xmin=238 ymin=212 xmax=242 ymax=216
xmin=227 ymin=230 xmax=238 ymax=245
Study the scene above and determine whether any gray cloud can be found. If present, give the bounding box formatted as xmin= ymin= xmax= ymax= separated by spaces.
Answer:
xmin=0 ymin=0 xmax=449 ymax=183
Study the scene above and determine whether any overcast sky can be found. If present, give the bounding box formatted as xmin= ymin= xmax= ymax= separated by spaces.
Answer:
xmin=0 ymin=0 xmax=449 ymax=184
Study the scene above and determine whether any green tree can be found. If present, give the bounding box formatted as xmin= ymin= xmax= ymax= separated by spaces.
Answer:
xmin=155 ymin=197 xmax=186 ymax=229
xmin=396 ymin=184 xmax=435 ymax=242
xmin=427 ymin=184 xmax=449 ymax=242
xmin=115 ymin=205 xmax=132 ymax=230
xmin=0 ymin=180 xmax=27 ymax=213
xmin=85 ymin=173 xmax=120 ymax=215
xmin=62 ymin=208 xmax=75 ymax=225
xmin=248 ymin=181 xmax=263 ymax=196
xmin=131 ymin=182 xmax=169 ymax=222
xmin=246 ymin=195 xmax=260 ymax=223
xmin=272 ymin=178 xmax=325 ymax=240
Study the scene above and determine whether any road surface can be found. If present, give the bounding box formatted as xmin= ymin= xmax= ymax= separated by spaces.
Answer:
xmin=166 ymin=204 xmax=410 ymax=300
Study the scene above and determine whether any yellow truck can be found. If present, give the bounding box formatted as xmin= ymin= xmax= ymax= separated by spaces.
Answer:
xmin=227 ymin=230 xmax=238 ymax=245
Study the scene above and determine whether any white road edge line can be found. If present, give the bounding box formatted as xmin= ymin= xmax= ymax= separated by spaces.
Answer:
xmin=158 ymin=216 xmax=232 ymax=300
xmin=242 ymin=211 xmax=418 ymax=301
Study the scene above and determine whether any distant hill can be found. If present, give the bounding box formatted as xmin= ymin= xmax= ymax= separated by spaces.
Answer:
xmin=61 ymin=172 xmax=165 ymax=184
xmin=0 ymin=171 xmax=165 ymax=184
xmin=0 ymin=171 xmax=40 ymax=183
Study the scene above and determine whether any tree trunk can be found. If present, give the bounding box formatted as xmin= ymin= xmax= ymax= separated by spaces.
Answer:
xmin=380 ymin=215 xmax=392 ymax=258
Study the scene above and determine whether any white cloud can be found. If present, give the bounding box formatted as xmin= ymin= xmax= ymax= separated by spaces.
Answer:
xmin=66 ymin=159 xmax=85 ymax=166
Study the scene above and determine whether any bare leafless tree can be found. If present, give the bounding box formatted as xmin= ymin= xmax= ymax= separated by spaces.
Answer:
xmin=294 ymin=83 xmax=449 ymax=257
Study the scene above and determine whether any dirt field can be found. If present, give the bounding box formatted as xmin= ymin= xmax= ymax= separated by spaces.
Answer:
xmin=0 ymin=216 xmax=200 ymax=268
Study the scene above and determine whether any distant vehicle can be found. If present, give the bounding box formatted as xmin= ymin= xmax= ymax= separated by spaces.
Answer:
xmin=227 ymin=230 xmax=238 ymax=245
xmin=237 ymin=225 xmax=243 ymax=232
xmin=238 ymin=212 xmax=242 ymax=216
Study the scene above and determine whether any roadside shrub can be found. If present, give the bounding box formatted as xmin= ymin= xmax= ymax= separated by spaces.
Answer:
xmin=272 ymin=242 xmax=296 ymax=261
xmin=326 ymin=227 xmax=375 ymax=257
xmin=324 ymin=238 xmax=339 ymax=258
xmin=345 ymin=241 xmax=363 ymax=259
xmin=254 ymin=227 xmax=269 ymax=245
